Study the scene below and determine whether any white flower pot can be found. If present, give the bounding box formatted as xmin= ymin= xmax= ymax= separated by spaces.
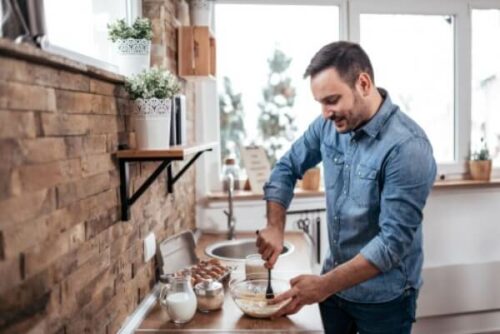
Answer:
xmin=133 ymin=98 xmax=172 ymax=150
xmin=191 ymin=0 xmax=213 ymax=26
xmin=115 ymin=38 xmax=151 ymax=77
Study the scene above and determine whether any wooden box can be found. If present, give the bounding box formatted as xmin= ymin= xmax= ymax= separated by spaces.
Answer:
xmin=178 ymin=26 xmax=216 ymax=77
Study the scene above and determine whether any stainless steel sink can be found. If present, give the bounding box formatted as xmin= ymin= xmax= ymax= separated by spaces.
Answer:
xmin=205 ymin=238 xmax=294 ymax=261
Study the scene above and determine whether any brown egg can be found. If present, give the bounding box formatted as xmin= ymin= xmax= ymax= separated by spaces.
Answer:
xmin=208 ymin=258 xmax=221 ymax=266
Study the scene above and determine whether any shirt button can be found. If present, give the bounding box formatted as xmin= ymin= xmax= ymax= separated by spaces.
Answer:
xmin=334 ymin=261 xmax=339 ymax=266
xmin=345 ymin=164 xmax=349 ymax=169
xmin=343 ymin=190 xmax=347 ymax=195
xmin=334 ymin=216 xmax=338 ymax=220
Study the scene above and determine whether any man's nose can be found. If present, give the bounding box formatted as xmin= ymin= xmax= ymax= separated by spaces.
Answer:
xmin=322 ymin=105 xmax=334 ymax=119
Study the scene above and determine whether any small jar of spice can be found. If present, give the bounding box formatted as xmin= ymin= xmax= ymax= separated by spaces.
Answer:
xmin=194 ymin=279 xmax=224 ymax=312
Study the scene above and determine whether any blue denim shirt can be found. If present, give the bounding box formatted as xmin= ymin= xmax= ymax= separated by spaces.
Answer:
xmin=264 ymin=89 xmax=436 ymax=303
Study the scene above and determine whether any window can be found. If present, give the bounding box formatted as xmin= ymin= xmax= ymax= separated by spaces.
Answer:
xmin=43 ymin=0 xmax=140 ymax=70
xmin=205 ymin=0 xmax=500 ymax=194
xmin=472 ymin=9 xmax=500 ymax=166
xmin=215 ymin=3 xmax=340 ymax=166
xmin=360 ymin=14 xmax=455 ymax=163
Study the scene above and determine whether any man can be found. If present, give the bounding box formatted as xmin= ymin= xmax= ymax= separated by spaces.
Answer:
xmin=256 ymin=41 xmax=437 ymax=333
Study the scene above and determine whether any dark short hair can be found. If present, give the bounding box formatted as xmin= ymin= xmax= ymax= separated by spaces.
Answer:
xmin=304 ymin=41 xmax=375 ymax=87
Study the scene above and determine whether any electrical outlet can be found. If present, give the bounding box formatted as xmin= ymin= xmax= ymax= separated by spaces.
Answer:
xmin=144 ymin=232 xmax=156 ymax=262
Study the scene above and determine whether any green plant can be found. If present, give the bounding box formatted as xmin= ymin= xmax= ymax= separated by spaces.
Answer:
xmin=107 ymin=18 xmax=153 ymax=42
xmin=471 ymin=137 xmax=491 ymax=161
xmin=125 ymin=67 xmax=181 ymax=99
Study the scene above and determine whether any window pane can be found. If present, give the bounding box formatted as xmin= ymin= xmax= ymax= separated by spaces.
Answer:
xmin=472 ymin=9 xmax=500 ymax=166
xmin=360 ymin=14 xmax=455 ymax=163
xmin=44 ymin=0 xmax=127 ymax=63
xmin=216 ymin=4 xmax=339 ymax=166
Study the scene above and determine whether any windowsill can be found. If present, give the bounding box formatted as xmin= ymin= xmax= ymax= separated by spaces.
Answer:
xmin=0 ymin=38 xmax=125 ymax=83
xmin=203 ymin=178 xmax=500 ymax=203
xmin=204 ymin=188 xmax=324 ymax=203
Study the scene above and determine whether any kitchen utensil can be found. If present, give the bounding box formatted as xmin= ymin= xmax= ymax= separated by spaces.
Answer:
xmin=265 ymin=268 xmax=275 ymax=299
xmin=229 ymin=276 xmax=290 ymax=318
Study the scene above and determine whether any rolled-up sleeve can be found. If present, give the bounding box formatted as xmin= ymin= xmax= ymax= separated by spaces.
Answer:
xmin=360 ymin=137 xmax=436 ymax=272
xmin=263 ymin=116 xmax=324 ymax=209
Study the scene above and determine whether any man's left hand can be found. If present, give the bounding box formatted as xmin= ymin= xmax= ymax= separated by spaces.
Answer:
xmin=269 ymin=274 xmax=331 ymax=318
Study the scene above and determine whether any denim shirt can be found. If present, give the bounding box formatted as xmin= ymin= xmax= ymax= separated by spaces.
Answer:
xmin=263 ymin=89 xmax=437 ymax=303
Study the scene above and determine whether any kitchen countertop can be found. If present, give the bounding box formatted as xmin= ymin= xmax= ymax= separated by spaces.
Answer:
xmin=136 ymin=232 xmax=324 ymax=333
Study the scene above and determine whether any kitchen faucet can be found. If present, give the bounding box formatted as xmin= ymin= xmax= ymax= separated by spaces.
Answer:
xmin=223 ymin=174 xmax=236 ymax=240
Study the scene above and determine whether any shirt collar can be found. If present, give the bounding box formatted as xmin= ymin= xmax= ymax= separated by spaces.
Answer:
xmin=354 ymin=88 xmax=395 ymax=139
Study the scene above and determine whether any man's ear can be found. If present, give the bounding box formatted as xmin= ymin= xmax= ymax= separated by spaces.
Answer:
xmin=357 ymin=72 xmax=372 ymax=97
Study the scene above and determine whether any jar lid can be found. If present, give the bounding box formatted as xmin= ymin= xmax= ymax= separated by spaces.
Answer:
xmin=194 ymin=279 xmax=223 ymax=297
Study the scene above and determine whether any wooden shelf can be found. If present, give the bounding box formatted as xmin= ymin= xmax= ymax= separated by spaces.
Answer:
xmin=433 ymin=178 xmax=500 ymax=189
xmin=116 ymin=142 xmax=218 ymax=159
xmin=116 ymin=142 xmax=218 ymax=221
xmin=204 ymin=188 xmax=325 ymax=203
xmin=204 ymin=178 xmax=500 ymax=204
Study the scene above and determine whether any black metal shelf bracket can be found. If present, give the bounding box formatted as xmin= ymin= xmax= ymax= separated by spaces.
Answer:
xmin=118 ymin=149 xmax=211 ymax=221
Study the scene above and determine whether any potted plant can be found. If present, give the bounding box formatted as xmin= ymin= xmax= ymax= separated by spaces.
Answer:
xmin=125 ymin=67 xmax=181 ymax=150
xmin=108 ymin=17 xmax=153 ymax=77
xmin=469 ymin=138 xmax=492 ymax=181
xmin=301 ymin=167 xmax=321 ymax=191
xmin=190 ymin=0 xmax=214 ymax=26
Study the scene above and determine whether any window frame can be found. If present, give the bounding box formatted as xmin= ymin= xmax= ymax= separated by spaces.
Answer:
xmin=201 ymin=0 xmax=500 ymax=195
xmin=41 ymin=0 xmax=142 ymax=73
xmin=470 ymin=0 xmax=500 ymax=178
xmin=200 ymin=0 xmax=346 ymax=194
xmin=349 ymin=0 xmax=470 ymax=176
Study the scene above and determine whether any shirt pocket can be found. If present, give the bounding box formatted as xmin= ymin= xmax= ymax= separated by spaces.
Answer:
xmin=351 ymin=163 xmax=380 ymax=207
xmin=321 ymin=145 xmax=344 ymax=189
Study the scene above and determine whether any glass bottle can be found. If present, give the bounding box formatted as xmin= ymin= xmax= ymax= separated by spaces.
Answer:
xmin=222 ymin=157 xmax=240 ymax=191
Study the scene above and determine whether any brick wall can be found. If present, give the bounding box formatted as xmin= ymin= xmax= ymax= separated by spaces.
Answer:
xmin=0 ymin=1 xmax=196 ymax=332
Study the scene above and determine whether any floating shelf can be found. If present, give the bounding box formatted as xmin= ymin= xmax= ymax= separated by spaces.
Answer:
xmin=117 ymin=142 xmax=217 ymax=221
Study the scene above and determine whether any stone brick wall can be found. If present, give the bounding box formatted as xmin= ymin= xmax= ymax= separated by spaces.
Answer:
xmin=0 ymin=1 xmax=196 ymax=332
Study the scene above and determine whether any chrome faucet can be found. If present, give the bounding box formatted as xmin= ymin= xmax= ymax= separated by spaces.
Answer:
xmin=223 ymin=174 xmax=236 ymax=240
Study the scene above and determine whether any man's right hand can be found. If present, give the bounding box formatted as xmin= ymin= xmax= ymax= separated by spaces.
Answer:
xmin=256 ymin=225 xmax=284 ymax=269
xmin=256 ymin=201 xmax=287 ymax=269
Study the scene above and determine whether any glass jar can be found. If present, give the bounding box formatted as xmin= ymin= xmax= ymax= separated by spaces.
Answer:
xmin=222 ymin=157 xmax=241 ymax=191
xmin=159 ymin=274 xmax=197 ymax=324
xmin=245 ymin=254 xmax=267 ymax=280
xmin=194 ymin=279 xmax=224 ymax=312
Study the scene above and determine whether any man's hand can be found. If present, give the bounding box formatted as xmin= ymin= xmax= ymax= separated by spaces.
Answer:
xmin=257 ymin=201 xmax=287 ymax=269
xmin=269 ymin=274 xmax=330 ymax=318
xmin=256 ymin=225 xmax=284 ymax=269
xmin=269 ymin=255 xmax=381 ymax=318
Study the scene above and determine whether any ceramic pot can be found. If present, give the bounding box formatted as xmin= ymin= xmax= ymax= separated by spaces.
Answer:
xmin=190 ymin=0 xmax=213 ymax=26
xmin=469 ymin=160 xmax=492 ymax=181
xmin=301 ymin=167 xmax=321 ymax=191
xmin=115 ymin=38 xmax=151 ymax=77
xmin=132 ymin=98 xmax=172 ymax=150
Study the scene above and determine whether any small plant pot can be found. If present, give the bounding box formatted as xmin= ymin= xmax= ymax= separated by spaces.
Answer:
xmin=115 ymin=38 xmax=151 ymax=77
xmin=190 ymin=0 xmax=213 ymax=26
xmin=469 ymin=160 xmax=492 ymax=181
xmin=132 ymin=98 xmax=172 ymax=150
xmin=301 ymin=167 xmax=321 ymax=191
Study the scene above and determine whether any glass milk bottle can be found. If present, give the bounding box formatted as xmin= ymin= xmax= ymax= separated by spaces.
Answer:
xmin=159 ymin=274 xmax=197 ymax=324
